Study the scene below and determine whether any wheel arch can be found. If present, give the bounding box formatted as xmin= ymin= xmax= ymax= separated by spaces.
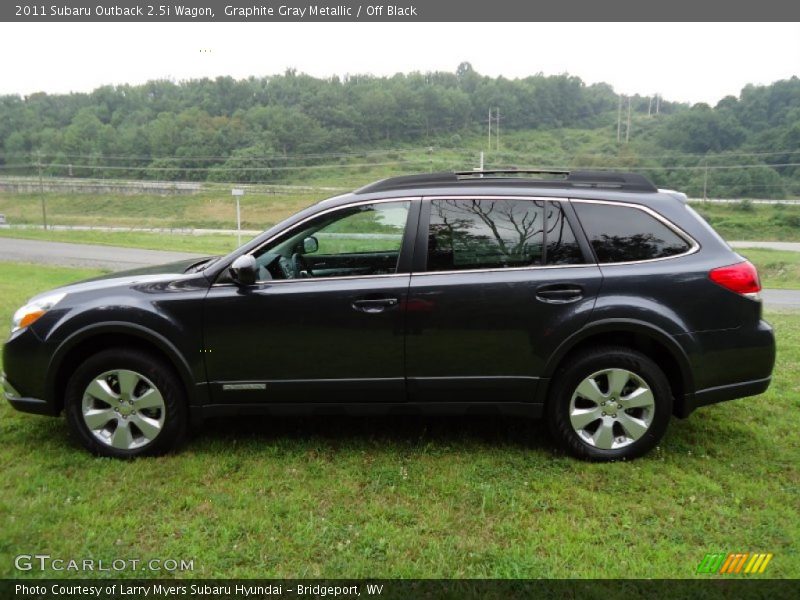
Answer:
xmin=540 ymin=319 xmax=695 ymax=418
xmin=47 ymin=322 xmax=199 ymax=413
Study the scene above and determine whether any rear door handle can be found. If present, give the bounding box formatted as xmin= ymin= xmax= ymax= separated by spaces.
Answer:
xmin=536 ymin=285 xmax=584 ymax=304
xmin=352 ymin=298 xmax=399 ymax=314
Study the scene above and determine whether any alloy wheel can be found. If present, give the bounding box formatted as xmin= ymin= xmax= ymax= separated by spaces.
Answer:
xmin=568 ymin=368 xmax=656 ymax=450
xmin=80 ymin=369 xmax=166 ymax=450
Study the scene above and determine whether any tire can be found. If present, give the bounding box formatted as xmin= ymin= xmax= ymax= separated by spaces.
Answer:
xmin=64 ymin=348 xmax=187 ymax=458
xmin=546 ymin=346 xmax=673 ymax=461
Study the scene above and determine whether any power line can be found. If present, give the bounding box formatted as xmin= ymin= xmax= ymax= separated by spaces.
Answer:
xmin=6 ymin=147 xmax=800 ymax=164
xmin=3 ymin=161 xmax=799 ymax=175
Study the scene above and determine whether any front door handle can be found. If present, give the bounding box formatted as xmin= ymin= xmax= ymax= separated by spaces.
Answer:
xmin=536 ymin=284 xmax=584 ymax=304
xmin=352 ymin=297 xmax=399 ymax=314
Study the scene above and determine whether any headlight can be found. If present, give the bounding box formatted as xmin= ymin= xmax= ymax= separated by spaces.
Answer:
xmin=11 ymin=292 xmax=67 ymax=333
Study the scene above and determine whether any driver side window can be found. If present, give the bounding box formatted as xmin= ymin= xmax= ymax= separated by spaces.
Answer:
xmin=253 ymin=201 xmax=410 ymax=281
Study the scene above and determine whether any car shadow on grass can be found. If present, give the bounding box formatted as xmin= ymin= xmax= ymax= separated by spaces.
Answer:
xmin=193 ymin=413 xmax=554 ymax=454
xmin=11 ymin=404 xmax=750 ymax=461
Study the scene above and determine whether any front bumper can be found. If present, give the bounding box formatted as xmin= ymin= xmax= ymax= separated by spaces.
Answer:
xmin=1 ymin=372 xmax=58 ymax=416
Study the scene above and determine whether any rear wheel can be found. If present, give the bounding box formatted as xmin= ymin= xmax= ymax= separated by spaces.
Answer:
xmin=65 ymin=348 xmax=187 ymax=458
xmin=546 ymin=346 xmax=672 ymax=461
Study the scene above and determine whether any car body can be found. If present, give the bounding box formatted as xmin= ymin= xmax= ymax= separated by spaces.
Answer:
xmin=2 ymin=170 xmax=776 ymax=460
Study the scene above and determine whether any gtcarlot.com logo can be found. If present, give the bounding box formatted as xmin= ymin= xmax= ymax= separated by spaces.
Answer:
xmin=14 ymin=554 xmax=194 ymax=573
xmin=696 ymin=552 xmax=773 ymax=575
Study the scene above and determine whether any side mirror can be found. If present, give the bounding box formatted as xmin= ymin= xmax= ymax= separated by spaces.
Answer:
xmin=229 ymin=255 xmax=257 ymax=286
xmin=302 ymin=236 xmax=319 ymax=254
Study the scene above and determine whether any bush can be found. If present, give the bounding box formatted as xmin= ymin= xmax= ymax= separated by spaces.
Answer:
xmin=780 ymin=213 xmax=800 ymax=228
xmin=734 ymin=199 xmax=755 ymax=212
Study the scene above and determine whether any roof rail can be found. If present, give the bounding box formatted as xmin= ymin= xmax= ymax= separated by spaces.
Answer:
xmin=355 ymin=169 xmax=658 ymax=194
xmin=454 ymin=168 xmax=570 ymax=177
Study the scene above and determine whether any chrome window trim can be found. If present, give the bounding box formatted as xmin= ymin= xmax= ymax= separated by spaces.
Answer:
xmin=212 ymin=194 xmax=701 ymax=286
xmin=409 ymin=263 xmax=598 ymax=277
xmin=211 ymin=272 xmax=410 ymax=287
xmin=413 ymin=195 xmax=699 ymax=276
xmin=569 ymin=198 xmax=701 ymax=266
xmin=424 ymin=194 xmax=569 ymax=203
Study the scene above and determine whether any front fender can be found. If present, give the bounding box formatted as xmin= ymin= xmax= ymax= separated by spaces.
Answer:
xmin=45 ymin=320 xmax=202 ymax=408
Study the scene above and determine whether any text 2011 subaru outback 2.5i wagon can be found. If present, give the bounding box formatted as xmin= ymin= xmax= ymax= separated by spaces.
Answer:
xmin=2 ymin=170 xmax=776 ymax=460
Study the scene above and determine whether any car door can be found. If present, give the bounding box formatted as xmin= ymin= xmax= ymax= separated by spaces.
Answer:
xmin=405 ymin=196 xmax=602 ymax=404
xmin=203 ymin=198 xmax=419 ymax=405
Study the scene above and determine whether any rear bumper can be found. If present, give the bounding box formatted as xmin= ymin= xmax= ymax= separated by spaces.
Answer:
xmin=2 ymin=372 xmax=58 ymax=416
xmin=676 ymin=319 xmax=775 ymax=417
xmin=692 ymin=375 xmax=772 ymax=410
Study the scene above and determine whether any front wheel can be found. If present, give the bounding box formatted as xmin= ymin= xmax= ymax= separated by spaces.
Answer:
xmin=65 ymin=348 xmax=187 ymax=458
xmin=546 ymin=346 xmax=673 ymax=461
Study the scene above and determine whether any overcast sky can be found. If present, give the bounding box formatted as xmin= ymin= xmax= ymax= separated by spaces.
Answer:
xmin=1 ymin=22 xmax=798 ymax=104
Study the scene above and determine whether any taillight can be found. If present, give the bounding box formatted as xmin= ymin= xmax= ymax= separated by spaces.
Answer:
xmin=709 ymin=260 xmax=761 ymax=299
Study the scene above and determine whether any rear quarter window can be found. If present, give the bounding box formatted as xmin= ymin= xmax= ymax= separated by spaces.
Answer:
xmin=573 ymin=202 xmax=691 ymax=263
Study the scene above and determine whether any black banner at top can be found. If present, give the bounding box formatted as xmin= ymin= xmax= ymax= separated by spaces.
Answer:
xmin=2 ymin=0 xmax=800 ymax=22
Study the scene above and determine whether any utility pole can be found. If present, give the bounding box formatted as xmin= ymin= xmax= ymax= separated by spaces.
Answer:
xmin=626 ymin=97 xmax=632 ymax=143
xmin=231 ymin=188 xmax=244 ymax=246
xmin=495 ymin=107 xmax=500 ymax=151
xmin=488 ymin=108 xmax=492 ymax=151
xmin=703 ymin=163 xmax=709 ymax=202
xmin=37 ymin=152 xmax=47 ymax=230
xmin=617 ymin=96 xmax=622 ymax=142
xmin=656 ymin=94 xmax=660 ymax=115
xmin=648 ymin=96 xmax=653 ymax=117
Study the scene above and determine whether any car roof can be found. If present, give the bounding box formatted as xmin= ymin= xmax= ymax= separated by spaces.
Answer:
xmin=316 ymin=170 xmax=685 ymax=210
xmin=356 ymin=170 xmax=658 ymax=194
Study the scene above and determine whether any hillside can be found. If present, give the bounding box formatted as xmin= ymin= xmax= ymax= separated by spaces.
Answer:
xmin=1 ymin=65 xmax=799 ymax=197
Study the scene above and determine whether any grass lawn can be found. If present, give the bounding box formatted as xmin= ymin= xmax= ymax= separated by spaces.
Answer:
xmin=0 ymin=228 xmax=243 ymax=256
xmin=692 ymin=202 xmax=800 ymax=243
xmin=0 ymin=262 xmax=798 ymax=579
xmin=0 ymin=190 xmax=319 ymax=231
xmin=735 ymin=248 xmax=800 ymax=290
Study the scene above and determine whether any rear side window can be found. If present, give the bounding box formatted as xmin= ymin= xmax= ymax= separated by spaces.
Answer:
xmin=427 ymin=199 xmax=583 ymax=271
xmin=573 ymin=203 xmax=691 ymax=263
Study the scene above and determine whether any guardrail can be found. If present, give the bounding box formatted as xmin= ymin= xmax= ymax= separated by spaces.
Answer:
xmin=0 ymin=176 xmax=348 ymax=196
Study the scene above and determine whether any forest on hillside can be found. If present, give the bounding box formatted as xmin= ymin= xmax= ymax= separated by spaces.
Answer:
xmin=1 ymin=63 xmax=798 ymax=197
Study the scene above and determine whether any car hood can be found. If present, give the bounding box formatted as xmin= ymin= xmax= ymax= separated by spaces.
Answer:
xmin=30 ymin=256 xmax=216 ymax=301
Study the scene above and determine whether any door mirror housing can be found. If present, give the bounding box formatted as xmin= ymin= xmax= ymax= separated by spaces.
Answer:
xmin=229 ymin=255 xmax=257 ymax=286
xmin=302 ymin=236 xmax=319 ymax=254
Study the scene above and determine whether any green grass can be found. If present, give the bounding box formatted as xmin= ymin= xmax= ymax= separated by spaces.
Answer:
xmin=0 ymin=190 xmax=320 ymax=231
xmin=0 ymin=228 xmax=242 ymax=255
xmin=736 ymin=248 xmax=800 ymax=290
xmin=0 ymin=262 xmax=798 ymax=579
xmin=693 ymin=202 xmax=800 ymax=242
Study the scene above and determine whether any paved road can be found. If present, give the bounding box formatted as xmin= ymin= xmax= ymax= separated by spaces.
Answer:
xmin=1 ymin=237 xmax=799 ymax=309
xmin=0 ymin=237 xmax=203 ymax=270
xmin=761 ymin=289 xmax=800 ymax=310
xmin=729 ymin=241 xmax=800 ymax=252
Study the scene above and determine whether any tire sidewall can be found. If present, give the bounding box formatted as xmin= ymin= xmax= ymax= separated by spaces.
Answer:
xmin=65 ymin=349 xmax=187 ymax=458
xmin=547 ymin=348 xmax=673 ymax=461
